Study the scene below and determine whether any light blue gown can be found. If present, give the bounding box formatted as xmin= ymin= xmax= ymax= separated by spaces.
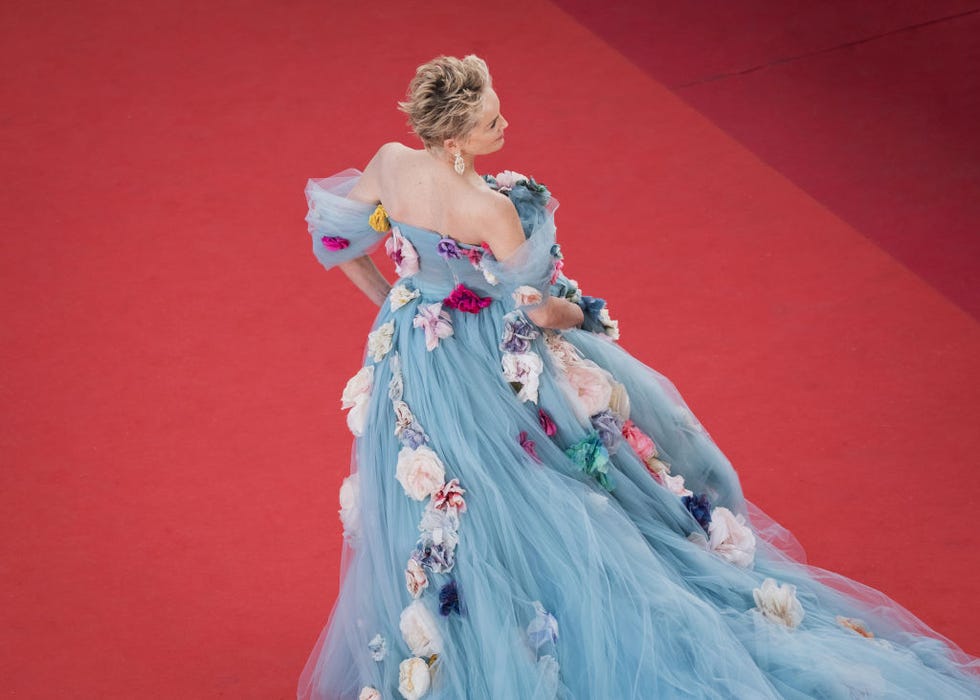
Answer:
xmin=297 ymin=169 xmax=980 ymax=700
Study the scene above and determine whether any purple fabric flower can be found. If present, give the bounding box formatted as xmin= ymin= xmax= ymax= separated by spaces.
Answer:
xmin=500 ymin=312 xmax=540 ymax=353
xmin=538 ymin=408 xmax=557 ymax=437
xmin=321 ymin=235 xmax=350 ymax=251
xmin=413 ymin=538 xmax=455 ymax=574
xmin=519 ymin=431 xmax=542 ymax=463
xmin=591 ymin=409 xmax=624 ymax=454
xmin=399 ymin=424 xmax=429 ymax=449
xmin=439 ymin=580 xmax=461 ymax=616
xmin=682 ymin=493 xmax=712 ymax=532
xmin=436 ymin=237 xmax=462 ymax=259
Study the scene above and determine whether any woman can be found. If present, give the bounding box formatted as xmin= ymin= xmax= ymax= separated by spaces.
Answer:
xmin=298 ymin=55 xmax=979 ymax=700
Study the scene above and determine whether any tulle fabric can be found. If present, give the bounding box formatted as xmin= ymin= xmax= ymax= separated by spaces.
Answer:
xmin=299 ymin=171 xmax=980 ymax=700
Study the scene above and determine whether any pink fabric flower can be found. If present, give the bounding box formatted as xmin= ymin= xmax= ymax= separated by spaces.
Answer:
xmin=519 ymin=431 xmax=541 ymax=463
xmin=494 ymin=170 xmax=528 ymax=191
xmin=385 ymin=226 xmax=420 ymax=277
xmin=443 ymin=283 xmax=492 ymax=314
xmin=432 ymin=478 xmax=467 ymax=513
xmin=538 ymin=408 xmax=557 ymax=436
xmin=564 ymin=363 xmax=613 ymax=416
xmin=321 ymin=235 xmax=350 ymax=251
xmin=395 ymin=445 xmax=446 ymax=501
xmin=464 ymin=247 xmax=484 ymax=267
xmin=512 ymin=285 xmax=543 ymax=307
xmin=405 ymin=557 xmax=429 ymax=599
xmin=549 ymin=258 xmax=565 ymax=284
xmin=413 ymin=302 xmax=454 ymax=351
xmin=621 ymin=419 xmax=657 ymax=461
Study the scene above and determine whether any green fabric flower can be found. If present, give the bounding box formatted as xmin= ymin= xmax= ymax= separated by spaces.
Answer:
xmin=565 ymin=430 xmax=614 ymax=491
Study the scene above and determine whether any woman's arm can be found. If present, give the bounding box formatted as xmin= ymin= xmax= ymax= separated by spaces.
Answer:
xmin=338 ymin=255 xmax=391 ymax=308
xmin=482 ymin=196 xmax=583 ymax=330
xmin=332 ymin=144 xmax=399 ymax=307
xmin=526 ymin=296 xmax=584 ymax=330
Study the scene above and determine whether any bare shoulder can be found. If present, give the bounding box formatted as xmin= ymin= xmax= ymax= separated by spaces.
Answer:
xmin=349 ymin=142 xmax=409 ymax=203
xmin=466 ymin=188 xmax=525 ymax=260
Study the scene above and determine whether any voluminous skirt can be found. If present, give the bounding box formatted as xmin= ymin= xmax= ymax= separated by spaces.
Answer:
xmin=297 ymin=169 xmax=980 ymax=699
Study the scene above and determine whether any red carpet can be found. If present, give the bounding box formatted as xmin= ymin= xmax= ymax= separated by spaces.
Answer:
xmin=2 ymin=0 xmax=978 ymax=697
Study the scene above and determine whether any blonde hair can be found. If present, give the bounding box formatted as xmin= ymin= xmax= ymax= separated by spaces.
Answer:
xmin=398 ymin=55 xmax=492 ymax=148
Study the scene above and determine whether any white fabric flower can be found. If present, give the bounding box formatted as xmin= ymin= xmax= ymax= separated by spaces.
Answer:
xmin=392 ymin=400 xmax=416 ymax=435
xmin=646 ymin=457 xmax=670 ymax=477
xmin=480 ymin=265 xmax=499 ymax=286
xmin=512 ymin=285 xmax=543 ymax=307
xmin=536 ymin=655 xmax=560 ymax=696
xmin=388 ymin=353 xmax=404 ymax=401
xmin=390 ymin=284 xmax=420 ymax=311
xmin=368 ymin=633 xmax=387 ymax=661
xmin=564 ymin=363 xmax=613 ymax=416
xmin=753 ymin=578 xmax=805 ymax=629
xmin=338 ymin=473 xmax=360 ymax=542
xmin=341 ymin=365 xmax=374 ymax=436
xmin=543 ymin=333 xmax=581 ymax=370
xmin=367 ymin=320 xmax=395 ymax=362
xmin=419 ymin=501 xmax=460 ymax=551
xmin=359 ymin=687 xmax=381 ymax=700
xmin=501 ymin=351 xmax=545 ymax=403
xmin=662 ymin=472 xmax=692 ymax=497
xmin=405 ymin=556 xmax=429 ymax=599
xmin=708 ymin=506 xmax=756 ymax=568
xmin=395 ymin=445 xmax=446 ymax=500
xmin=608 ymin=381 xmax=630 ymax=421
xmin=398 ymin=657 xmax=431 ymax=700
xmin=598 ymin=307 xmax=620 ymax=340
xmin=399 ymin=600 xmax=443 ymax=657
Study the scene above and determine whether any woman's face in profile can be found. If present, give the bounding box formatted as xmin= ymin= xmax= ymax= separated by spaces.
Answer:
xmin=460 ymin=87 xmax=508 ymax=156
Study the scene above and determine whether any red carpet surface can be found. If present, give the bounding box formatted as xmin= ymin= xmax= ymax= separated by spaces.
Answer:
xmin=2 ymin=0 xmax=978 ymax=697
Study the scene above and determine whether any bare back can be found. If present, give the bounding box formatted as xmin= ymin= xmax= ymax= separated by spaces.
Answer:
xmin=350 ymin=143 xmax=515 ymax=249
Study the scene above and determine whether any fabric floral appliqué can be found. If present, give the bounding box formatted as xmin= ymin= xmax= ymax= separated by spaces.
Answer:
xmin=390 ymin=284 xmax=421 ymax=311
xmin=501 ymin=351 xmax=544 ymax=404
xmin=443 ymin=283 xmax=492 ymax=313
xmin=338 ymin=473 xmax=360 ymax=543
xmin=341 ymin=365 xmax=373 ymax=437
xmin=369 ymin=203 xmax=391 ymax=233
xmin=707 ymin=506 xmax=756 ymax=568
xmin=386 ymin=226 xmax=420 ymax=278
xmin=753 ymin=578 xmax=804 ymax=629
xmin=321 ymin=235 xmax=350 ymax=251
xmin=395 ymin=445 xmax=447 ymax=500
xmin=413 ymin=302 xmax=453 ymax=351
xmin=565 ymin=430 xmax=614 ymax=491
xmin=366 ymin=320 xmax=395 ymax=362
xmin=398 ymin=657 xmax=432 ymax=700
xmin=368 ymin=633 xmax=387 ymax=661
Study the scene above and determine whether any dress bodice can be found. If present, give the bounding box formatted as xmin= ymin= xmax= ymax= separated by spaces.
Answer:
xmin=385 ymin=220 xmax=501 ymax=301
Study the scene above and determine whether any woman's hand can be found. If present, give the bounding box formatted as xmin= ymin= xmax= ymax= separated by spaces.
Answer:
xmin=526 ymin=296 xmax=584 ymax=330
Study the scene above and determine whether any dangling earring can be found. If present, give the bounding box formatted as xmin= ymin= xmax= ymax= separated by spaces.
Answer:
xmin=453 ymin=151 xmax=465 ymax=175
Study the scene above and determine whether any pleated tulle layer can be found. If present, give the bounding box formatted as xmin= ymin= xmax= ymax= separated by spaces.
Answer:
xmin=298 ymin=171 xmax=980 ymax=699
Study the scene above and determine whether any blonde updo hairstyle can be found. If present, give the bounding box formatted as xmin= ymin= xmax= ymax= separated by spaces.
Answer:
xmin=398 ymin=55 xmax=492 ymax=150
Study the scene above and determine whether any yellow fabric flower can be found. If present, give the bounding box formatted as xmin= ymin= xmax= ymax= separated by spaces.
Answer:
xmin=369 ymin=204 xmax=391 ymax=232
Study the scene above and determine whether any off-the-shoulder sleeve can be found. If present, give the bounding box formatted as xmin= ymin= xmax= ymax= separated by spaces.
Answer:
xmin=305 ymin=168 xmax=386 ymax=271
xmin=482 ymin=197 xmax=561 ymax=313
